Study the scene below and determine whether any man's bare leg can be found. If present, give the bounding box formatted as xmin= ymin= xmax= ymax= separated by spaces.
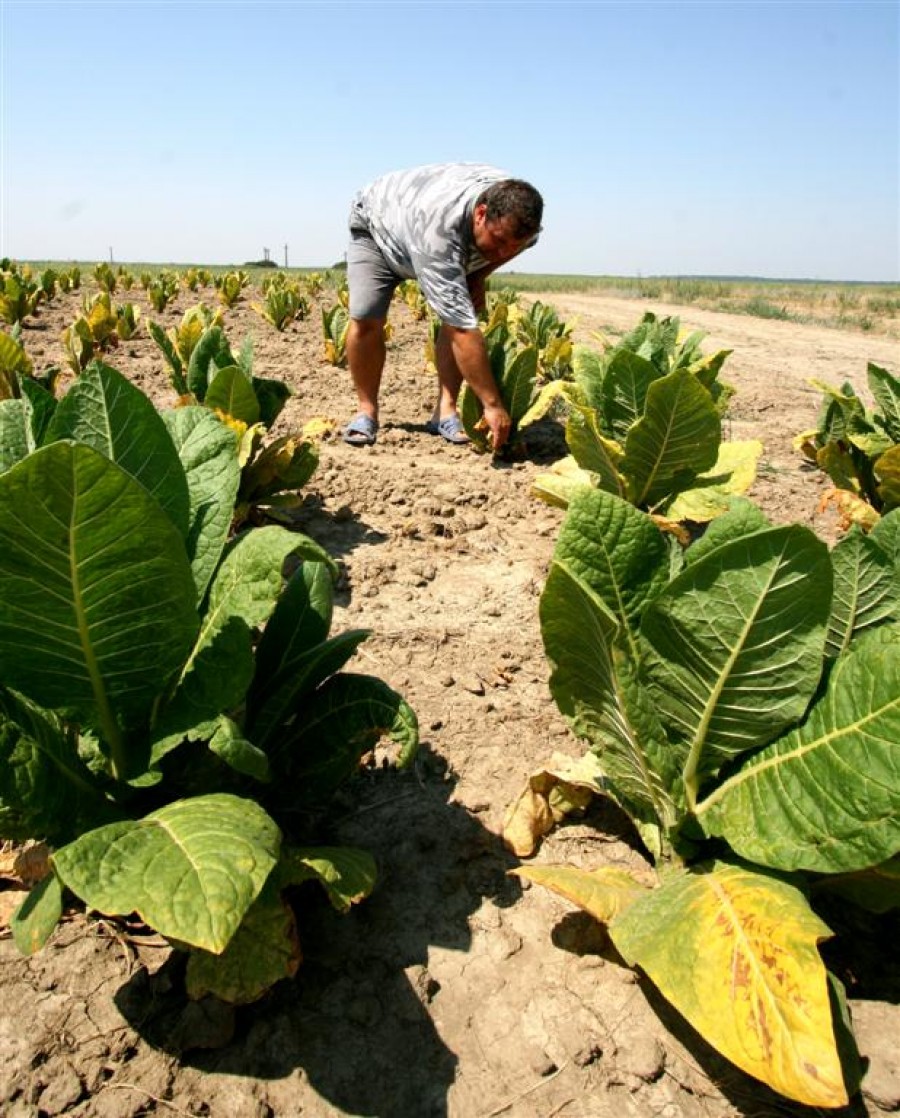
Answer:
xmin=347 ymin=316 xmax=387 ymax=421
xmin=431 ymin=323 xmax=464 ymax=423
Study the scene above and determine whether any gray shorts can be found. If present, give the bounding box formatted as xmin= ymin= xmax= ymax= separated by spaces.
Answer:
xmin=347 ymin=226 xmax=402 ymax=320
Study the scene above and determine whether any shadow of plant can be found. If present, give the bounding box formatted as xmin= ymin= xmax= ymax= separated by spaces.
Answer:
xmin=114 ymin=746 xmax=523 ymax=1118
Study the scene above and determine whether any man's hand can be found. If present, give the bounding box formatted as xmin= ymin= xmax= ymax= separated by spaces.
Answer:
xmin=442 ymin=324 xmax=510 ymax=449
xmin=482 ymin=402 xmax=512 ymax=450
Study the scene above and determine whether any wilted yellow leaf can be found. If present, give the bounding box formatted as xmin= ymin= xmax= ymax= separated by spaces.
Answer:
xmin=502 ymin=752 xmax=604 ymax=856
xmin=302 ymin=416 xmax=336 ymax=440
xmin=817 ymin=487 xmax=880 ymax=533
xmin=502 ymin=784 xmax=555 ymax=857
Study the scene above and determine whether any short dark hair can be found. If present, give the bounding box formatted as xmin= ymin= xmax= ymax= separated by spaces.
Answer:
xmin=477 ymin=179 xmax=543 ymax=240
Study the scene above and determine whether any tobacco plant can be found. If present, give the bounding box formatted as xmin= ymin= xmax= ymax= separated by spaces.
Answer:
xmin=532 ymin=314 xmax=758 ymax=523
xmin=507 ymin=487 xmax=900 ymax=1107
xmin=459 ymin=339 xmax=559 ymax=456
xmin=57 ymin=267 xmax=80 ymax=294
xmin=0 ymin=329 xmax=33 ymax=400
xmin=459 ymin=298 xmax=568 ymax=455
xmin=38 ymin=268 xmax=58 ymax=304
xmin=216 ymin=270 xmax=250 ymax=308
xmin=396 ymin=279 xmax=429 ymax=321
xmin=114 ymin=301 xmax=141 ymax=341
xmin=795 ymin=362 xmax=900 ymax=524
xmin=303 ymin=272 xmax=324 ymax=297
xmin=149 ymin=317 xmax=315 ymax=526
xmin=0 ymin=268 xmax=43 ymax=325
xmin=148 ymin=303 xmax=223 ymax=392
xmin=0 ymin=362 xmax=418 ymax=1004
xmin=321 ymin=304 xmax=350 ymax=366
xmin=252 ymin=280 xmax=309 ymax=331
xmin=147 ymin=271 xmax=180 ymax=313
xmin=92 ymin=261 xmax=117 ymax=293
xmin=513 ymin=299 xmax=574 ymax=381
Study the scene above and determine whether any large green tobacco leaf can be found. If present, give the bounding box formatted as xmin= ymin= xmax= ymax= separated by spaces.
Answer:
xmin=46 ymin=362 xmax=191 ymax=539
xmin=500 ymin=345 xmax=539 ymax=424
xmin=0 ymin=443 xmax=198 ymax=744
xmin=157 ymin=526 xmax=333 ymax=736
xmin=868 ymin=361 xmax=900 ymax=442
xmin=552 ymin=489 xmax=671 ymax=659
xmin=52 ymin=793 xmax=281 ymax=953
xmin=0 ymin=688 xmax=116 ymax=843
xmin=279 ymin=845 xmax=378 ymax=912
xmin=621 ymin=366 xmax=721 ymax=508
xmin=564 ymin=405 xmax=625 ymax=495
xmin=272 ymin=673 xmax=418 ymax=801
xmin=570 ymin=344 xmax=606 ymax=414
xmin=696 ymin=624 xmax=900 ymax=873
xmin=0 ymin=399 xmax=29 ymax=473
xmin=247 ymin=560 xmax=369 ymax=748
xmin=870 ymin=507 xmax=900 ymax=567
xmin=682 ymin=498 xmax=771 ymax=567
xmin=163 ymin=406 xmax=240 ymax=602
xmin=540 ymin=560 xmax=677 ymax=844
xmin=205 ymin=365 xmax=260 ymax=427
xmin=825 ymin=528 xmax=900 ymax=659
xmin=186 ymin=326 xmax=235 ymax=401
xmin=601 ymin=350 xmax=660 ymax=442
xmin=610 ymin=861 xmax=848 ymax=1108
xmin=640 ymin=525 xmax=831 ymax=798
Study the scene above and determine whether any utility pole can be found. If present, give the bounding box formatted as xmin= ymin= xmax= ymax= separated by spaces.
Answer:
xmin=109 ymin=246 xmax=114 ymax=264
xmin=284 ymin=244 xmax=288 ymax=269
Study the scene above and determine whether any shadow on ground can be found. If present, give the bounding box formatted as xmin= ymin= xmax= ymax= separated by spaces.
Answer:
xmin=114 ymin=746 xmax=523 ymax=1118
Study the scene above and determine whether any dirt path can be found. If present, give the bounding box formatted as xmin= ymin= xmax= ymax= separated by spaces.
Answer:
xmin=1 ymin=287 xmax=898 ymax=1118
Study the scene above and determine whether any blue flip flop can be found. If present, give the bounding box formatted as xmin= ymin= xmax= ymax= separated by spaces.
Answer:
xmin=342 ymin=414 xmax=379 ymax=446
xmin=425 ymin=414 xmax=469 ymax=444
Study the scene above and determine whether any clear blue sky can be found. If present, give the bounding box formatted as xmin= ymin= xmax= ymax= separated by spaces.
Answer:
xmin=1 ymin=0 xmax=897 ymax=280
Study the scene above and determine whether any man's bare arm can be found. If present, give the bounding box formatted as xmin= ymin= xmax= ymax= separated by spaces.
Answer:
xmin=443 ymin=324 xmax=511 ymax=449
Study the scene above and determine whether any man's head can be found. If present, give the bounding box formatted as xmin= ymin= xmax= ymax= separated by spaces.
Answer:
xmin=472 ymin=179 xmax=543 ymax=266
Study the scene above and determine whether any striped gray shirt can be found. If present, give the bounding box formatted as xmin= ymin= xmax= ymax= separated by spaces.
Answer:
xmin=349 ymin=162 xmax=526 ymax=329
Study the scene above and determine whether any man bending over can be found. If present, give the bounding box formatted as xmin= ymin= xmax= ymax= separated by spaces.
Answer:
xmin=341 ymin=163 xmax=543 ymax=449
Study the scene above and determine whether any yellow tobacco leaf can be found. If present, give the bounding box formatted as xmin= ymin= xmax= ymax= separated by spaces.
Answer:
xmin=611 ymin=861 xmax=847 ymax=1108
xmin=512 ymin=864 xmax=649 ymax=925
